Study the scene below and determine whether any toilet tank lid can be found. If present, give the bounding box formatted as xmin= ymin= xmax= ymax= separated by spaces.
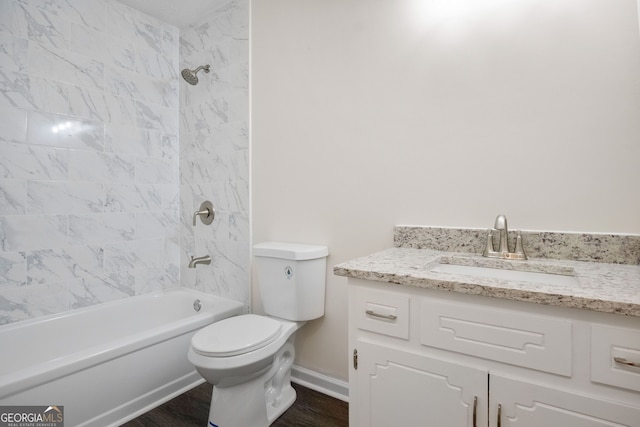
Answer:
xmin=253 ymin=242 xmax=328 ymax=260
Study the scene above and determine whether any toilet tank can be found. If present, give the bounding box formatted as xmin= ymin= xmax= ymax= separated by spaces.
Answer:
xmin=253 ymin=242 xmax=329 ymax=321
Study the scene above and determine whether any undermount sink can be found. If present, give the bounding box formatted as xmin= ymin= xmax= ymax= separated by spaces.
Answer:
xmin=430 ymin=259 xmax=579 ymax=287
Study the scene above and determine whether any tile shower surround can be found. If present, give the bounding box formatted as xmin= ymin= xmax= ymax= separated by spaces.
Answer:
xmin=0 ymin=0 xmax=198 ymax=325
xmin=0 ymin=0 xmax=180 ymax=324
xmin=178 ymin=0 xmax=250 ymax=307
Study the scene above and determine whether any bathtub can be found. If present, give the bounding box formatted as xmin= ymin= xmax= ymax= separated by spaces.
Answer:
xmin=0 ymin=288 xmax=243 ymax=427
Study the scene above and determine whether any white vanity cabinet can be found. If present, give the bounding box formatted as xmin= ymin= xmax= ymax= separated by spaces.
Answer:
xmin=353 ymin=340 xmax=488 ymax=426
xmin=348 ymin=278 xmax=640 ymax=427
xmin=489 ymin=375 xmax=640 ymax=426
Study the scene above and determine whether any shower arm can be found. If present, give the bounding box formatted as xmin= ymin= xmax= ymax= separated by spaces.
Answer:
xmin=193 ymin=65 xmax=210 ymax=74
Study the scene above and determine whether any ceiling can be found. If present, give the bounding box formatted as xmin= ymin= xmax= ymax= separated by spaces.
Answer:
xmin=117 ymin=0 xmax=229 ymax=29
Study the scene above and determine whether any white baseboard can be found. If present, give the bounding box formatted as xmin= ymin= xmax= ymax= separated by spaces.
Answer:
xmin=290 ymin=364 xmax=349 ymax=403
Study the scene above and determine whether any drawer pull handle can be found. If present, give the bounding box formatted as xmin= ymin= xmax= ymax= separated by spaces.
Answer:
xmin=614 ymin=357 xmax=640 ymax=368
xmin=497 ymin=403 xmax=502 ymax=427
xmin=365 ymin=310 xmax=397 ymax=320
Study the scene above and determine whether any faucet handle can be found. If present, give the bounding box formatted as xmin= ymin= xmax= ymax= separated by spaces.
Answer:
xmin=483 ymin=229 xmax=495 ymax=256
xmin=514 ymin=231 xmax=527 ymax=259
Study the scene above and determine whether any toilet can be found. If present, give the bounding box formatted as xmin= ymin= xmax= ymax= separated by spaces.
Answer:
xmin=188 ymin=242 xmax=329 ymax=427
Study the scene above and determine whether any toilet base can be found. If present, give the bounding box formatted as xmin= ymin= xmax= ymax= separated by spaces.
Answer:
xmin=266 ymin=382 xmax=296 ymax=424
xmin=206 ymin=341 xmax=296 ymax=427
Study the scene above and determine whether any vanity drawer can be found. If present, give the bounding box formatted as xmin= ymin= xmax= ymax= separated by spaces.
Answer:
xmin=591 ymin=325 xmax=640 ymax=392
xmin=354 ymin=288 xmax=410 ymax=339
xmin=420 ymin=298 xmax=573 ymax=376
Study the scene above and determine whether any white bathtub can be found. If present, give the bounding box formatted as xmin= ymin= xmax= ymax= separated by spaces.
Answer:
xmin=0 ymin=288 xmax=243 ymax=426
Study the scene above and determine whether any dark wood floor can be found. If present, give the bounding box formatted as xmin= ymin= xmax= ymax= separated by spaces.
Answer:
xmin=122 ymin=382 xmax=348 ymax=426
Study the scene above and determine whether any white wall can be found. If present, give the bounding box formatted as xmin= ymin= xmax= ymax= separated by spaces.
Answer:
xmin=252 ymin=0 xmax=640 ymax=381
xmin=0 ymin=0 xmax=180 ymax=324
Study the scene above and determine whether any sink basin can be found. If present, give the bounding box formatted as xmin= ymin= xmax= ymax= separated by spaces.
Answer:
xmin=430 ymin=261 xmax=579 ymax=287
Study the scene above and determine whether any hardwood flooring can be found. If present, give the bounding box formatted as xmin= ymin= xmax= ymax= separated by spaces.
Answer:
xmin=122 ymin=382 xmax=348 ymax=427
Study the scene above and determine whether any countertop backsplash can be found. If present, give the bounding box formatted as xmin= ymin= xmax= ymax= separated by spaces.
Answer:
xmin=394 ymin=226 xmax=640 ymax=265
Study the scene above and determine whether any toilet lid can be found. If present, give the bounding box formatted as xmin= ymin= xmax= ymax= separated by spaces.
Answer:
xmin=192 ymin=314 xmax=283 ymax=357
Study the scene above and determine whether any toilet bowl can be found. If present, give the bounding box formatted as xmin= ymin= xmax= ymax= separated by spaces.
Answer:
xmin=188 ymin=314 xmax=303 ymax=425
xmin=188 ymin=242 xmax=328 ymax=427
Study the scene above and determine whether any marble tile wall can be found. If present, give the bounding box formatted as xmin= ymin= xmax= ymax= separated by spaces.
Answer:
xmin=179 ymin=0 xmax=250 ymax=309
xmin=0 ymin=0 xmax=180 ymax=324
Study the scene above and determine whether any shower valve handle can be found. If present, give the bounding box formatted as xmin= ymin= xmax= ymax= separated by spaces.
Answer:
xmin=192 ymin=201 xmax=215 ymax=226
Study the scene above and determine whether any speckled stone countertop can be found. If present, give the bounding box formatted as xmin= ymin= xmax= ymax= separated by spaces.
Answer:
xmin=334 ymin=226 xmax=640 ymax=317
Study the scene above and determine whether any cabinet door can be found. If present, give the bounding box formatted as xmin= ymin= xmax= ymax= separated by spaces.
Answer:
xmin=353 ymin=340 xmax=488 ymax=427
xmin=490 ymin=374 xmax=640 ymax=427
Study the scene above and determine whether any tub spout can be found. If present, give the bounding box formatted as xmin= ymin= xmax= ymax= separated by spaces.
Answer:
xmin=189 ymin=255 xmax=211 ymax=268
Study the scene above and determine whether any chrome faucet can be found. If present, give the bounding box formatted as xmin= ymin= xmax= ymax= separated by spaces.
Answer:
xmin=483 ymin=214 xmax=527 ymax=260
xmin=189 ymin=255 xmax=211 ymax=268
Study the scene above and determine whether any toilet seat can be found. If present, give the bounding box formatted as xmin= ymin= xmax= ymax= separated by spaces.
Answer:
xmin=192 ymin=314 xmax=283 ymax=357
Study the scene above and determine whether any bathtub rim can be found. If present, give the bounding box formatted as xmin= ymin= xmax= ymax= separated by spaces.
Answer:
xmin=0 ymin=288 xmax=244 ymax=400
xmin=0 ymin=287 xmax=221 ymax=333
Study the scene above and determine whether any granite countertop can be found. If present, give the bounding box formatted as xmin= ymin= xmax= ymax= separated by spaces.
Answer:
xmin=334 ymin=247 xmax=640 ymax=317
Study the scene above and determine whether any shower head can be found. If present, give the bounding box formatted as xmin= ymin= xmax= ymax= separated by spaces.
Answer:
xmin=181 ymin=64 xmax=210 ymax=85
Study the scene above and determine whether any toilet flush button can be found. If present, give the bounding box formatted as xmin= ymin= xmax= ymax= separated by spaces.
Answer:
xmin=284 ymin=266 xmax=293 ymax=279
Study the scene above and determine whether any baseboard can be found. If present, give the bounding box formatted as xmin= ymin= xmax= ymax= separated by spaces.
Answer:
xmin=290 ymin=364 xmax=349 ymax=403
xmin=95 ymin=372 xmax=205 ymax=427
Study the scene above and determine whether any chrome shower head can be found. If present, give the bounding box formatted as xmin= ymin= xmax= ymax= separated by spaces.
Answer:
xmin=181 ymin=64 xmax=210 ymax=85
